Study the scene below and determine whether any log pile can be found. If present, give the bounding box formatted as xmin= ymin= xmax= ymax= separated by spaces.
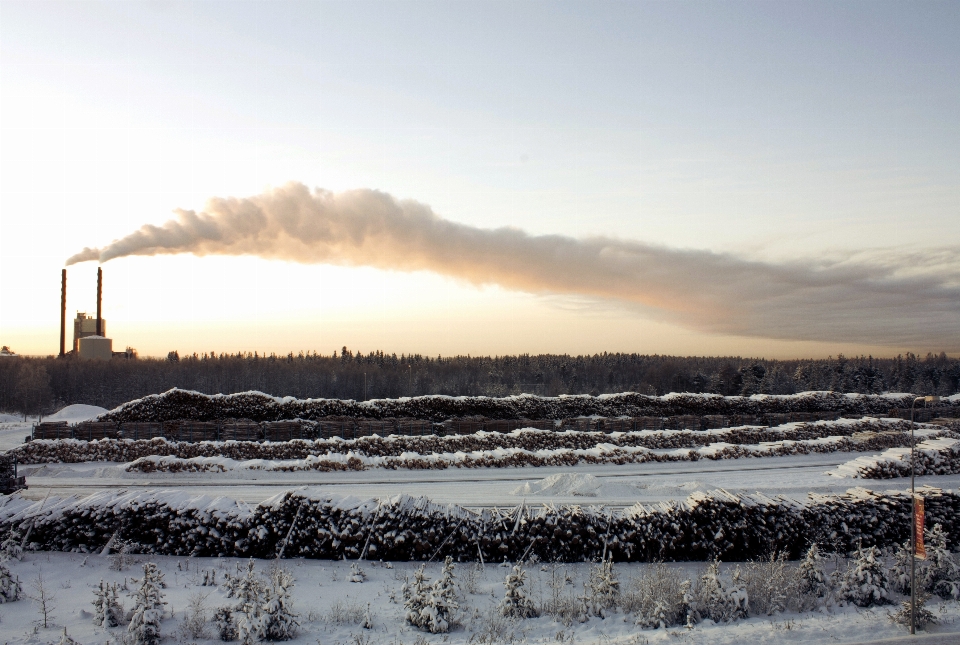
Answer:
xmin=1 ymin=486 xmax=956 ymax=563
xmin=95 ymin=388 xmax=957 ymax=424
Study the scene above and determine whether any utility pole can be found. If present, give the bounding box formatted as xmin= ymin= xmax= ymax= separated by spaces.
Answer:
xmin=910 ymin=394 xmax=939 ymax=635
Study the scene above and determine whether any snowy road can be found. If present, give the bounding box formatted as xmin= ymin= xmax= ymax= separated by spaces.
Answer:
xmin=17 ymin=451 xmax=960 ymax=506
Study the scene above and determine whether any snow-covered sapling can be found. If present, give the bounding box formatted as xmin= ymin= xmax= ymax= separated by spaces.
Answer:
xmin=838 ymin=544 xmax=891 ymax=607
xmin=348 ymin=561 xmax=367 ymax=583
xmin=890 ymin=590 xmax=937 ymax=631
xmin=891 ymin=540 xmax=916 ymax=596
xmin=260 ymin=567 xmax=300 ymax=641
xmin=794 ymin=544 xmax=829 ymax=610
xmin=214 ymin=607 xmax=238 ymax=642
xmin=57 ymin=626 xmax=79 ymax=645
xmin=0 ymin=525 xmax=24 ymax=562
xmin=586 ymin=558 xmax=620 ymax=618
xmin=408 ymin=557 xmax=460 ymax=633
xmin=0 ymin=561 xmax=21 ymax=603
xmin=498 ymin=564 xmax=537 ymax=619
xmin=128 ymin=562 xmax=167 ymax=645
xmin=687 ymin=560 xmax=746 ymax=624
xmin=403 ymin=564 xmax=431 ymax=630
xmin=92 ymin=579 xmax=123 ymax=627
xmin=27 ymin=570 xmax=57 ymax=629
xmin=234 ymin=560 xmax=268 ymax=645
xmin=428 ymin=556 xmax=461 ymax=633
xmin=921 ymin=523 xmax=960 ymax=600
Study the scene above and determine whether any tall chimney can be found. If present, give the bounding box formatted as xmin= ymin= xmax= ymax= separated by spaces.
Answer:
xmin=96 ymin=267 xmax=102 ymax=337
xmin=60 ymin=269 xmax=67 ymax=357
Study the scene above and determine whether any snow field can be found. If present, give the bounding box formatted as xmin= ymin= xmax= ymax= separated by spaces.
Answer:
xmin=0 ymin=551 xmax=958 ymax=645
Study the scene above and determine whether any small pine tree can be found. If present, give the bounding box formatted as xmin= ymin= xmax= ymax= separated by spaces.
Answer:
xmin=0 ymin=561 xmax=21 ymax=603
xmin=58 ymin=627 xmax=79 ymax=645
xmin=795 ymin=544 xmax=828 ymax=609
xmin=921 ymin=524 xmax=960 ymax=600
xmin=214 ymin=607 xmax=238 ymax=641
xmin=0 ymin=525 xmax=23 ymax=562
xmin=890 ymin=590 xmax=937 ymax=631
xmin=725 ymin=566 xmax=749 ymax=621
xmin=235 ymin=560 xmax=268 ymax=645
xmin=587 ymin=559 xmax=620 ymax=618
xmin=261 ymin=568 xmax=300 ymax=641
xmin=348 ymin=562 xmax=366 ymax=583
xmin=891 ymin=540 xmax=915 ymax=595
xmin=687 ymin=560 xmax=747 ymax=624
xmin=421 ymin=557 xmax=459 ymax=633
xmin=403 ymin=564 xmax=430 ymax=630
xmin=92 ymin=579 xmax=122 ymax=627
xmin=499 ymin=564 xmax=537 ymax=618
xmin=128 ymin=562 xmax=167 ymax=645
xmin=838 ymin=544 xmax=891 ymax=607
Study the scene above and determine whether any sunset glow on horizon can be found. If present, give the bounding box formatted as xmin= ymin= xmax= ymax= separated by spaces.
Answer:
xmin=2 ymin=1 xmax=958 ymax=359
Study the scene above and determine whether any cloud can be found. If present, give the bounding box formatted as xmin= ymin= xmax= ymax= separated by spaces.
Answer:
xmin=67 ymin=182 xmax=960 ymax=347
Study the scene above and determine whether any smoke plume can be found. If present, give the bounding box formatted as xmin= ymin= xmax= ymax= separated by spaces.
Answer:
xmin=67 ymin=182 xmax=960 ymax=347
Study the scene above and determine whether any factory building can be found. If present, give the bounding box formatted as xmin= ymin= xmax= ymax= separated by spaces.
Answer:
xmin=60 ymin=267 xmax=136 ymax=361
xmin=73 ymin=311 xmax=106 ymax=353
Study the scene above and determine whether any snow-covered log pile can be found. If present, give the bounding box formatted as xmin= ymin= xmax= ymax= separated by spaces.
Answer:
xmin=122 ymin=427 xmax=952 ymax=474
xmin=1 ymin=487 xmax=957 ymax=562
xmin=96 ymin=388 xmax=959 ymax=423
xmin=12 ymin=418 xmax=950 ymax=465
xmin=829 ymin=438 xmax=960 ymax=479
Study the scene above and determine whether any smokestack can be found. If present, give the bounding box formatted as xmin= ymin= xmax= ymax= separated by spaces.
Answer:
xmin=96 ymin=267 xmax=102 ymax=337
xmin=60 ymin=269 xmax=67 ymax=357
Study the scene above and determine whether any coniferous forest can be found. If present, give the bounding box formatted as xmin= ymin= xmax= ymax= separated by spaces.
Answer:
xmin=0 ymin=347 xmax=957 ymax=416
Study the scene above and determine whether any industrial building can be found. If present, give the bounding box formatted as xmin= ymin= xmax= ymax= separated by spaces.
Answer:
xmin=60 ymin=267 xmax=136 ymax=361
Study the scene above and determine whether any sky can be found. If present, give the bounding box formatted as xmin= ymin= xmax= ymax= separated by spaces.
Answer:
xmin=1 ymin=0 xmax=958 ymax=359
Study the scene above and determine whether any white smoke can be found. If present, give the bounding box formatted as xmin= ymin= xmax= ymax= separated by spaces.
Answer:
xmin=67 ymin=182 xmax=960 ymax=347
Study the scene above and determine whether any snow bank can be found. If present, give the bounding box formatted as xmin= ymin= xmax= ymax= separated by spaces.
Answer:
xmin=46 ymin=404 xmax=109 ymax=423
xmin=511 ymin=473 xmax=603 ymax=497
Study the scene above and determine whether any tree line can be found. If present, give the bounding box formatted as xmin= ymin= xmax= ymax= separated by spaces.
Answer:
xmin=0 ymin=347 xmax=957 ymax=417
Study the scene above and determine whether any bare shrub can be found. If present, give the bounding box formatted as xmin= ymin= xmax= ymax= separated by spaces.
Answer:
xmin=27 ymin=570 xmax=57 ymax=629
xmin=623 ymin=562 xmax=687 ymax=629
xmin=540 ymin=566 xmax=584 ymax=627
xmin=743 ymin=552 xmax=790 ymax=616
xmin=177 ymin=592 xmax=209 ymax=641
xmin=324 ymin=600 xmax=372 ymax=626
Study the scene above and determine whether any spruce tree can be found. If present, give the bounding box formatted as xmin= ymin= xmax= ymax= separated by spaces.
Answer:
xmin=0 ymin=560 xmax=21 ymax=603
xmin=794 ymin=544 xmax=828 ymax=609
xmin=403 ymin=564 xmax=430 ymax=630
xmin=421 ymin=557 xmax=459 ymax=633
xmin=922 ymin=524 xmax=960 ymax=600
xmin=128 ymin=562 xmax=167 ymax=645
xmin=92 ymin=579 xmax=122 ymax=627
xmin=499 ymin=564 xmax=537 ymax=618
xmin=838 ymin=544 xmax=891 ymax=607
xmin=261 ymin=567 xmax=300 ymax=641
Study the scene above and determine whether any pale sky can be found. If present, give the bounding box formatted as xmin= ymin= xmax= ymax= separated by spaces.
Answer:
xmin=1 ymin=1 xmax=958 ymax=358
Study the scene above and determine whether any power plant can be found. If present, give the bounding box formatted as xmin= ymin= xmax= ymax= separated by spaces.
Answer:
xmin=59 ymin=267 xmax=136 ymax=361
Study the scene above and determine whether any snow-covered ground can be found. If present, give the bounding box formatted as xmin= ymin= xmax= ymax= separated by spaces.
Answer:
xmin=15 ymin=451 xmax=960 ymax=506
xmin=0 ymin=552 xmax=957 ymax=645
xmin=0 ymin=405 xmax=107 ymax=452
